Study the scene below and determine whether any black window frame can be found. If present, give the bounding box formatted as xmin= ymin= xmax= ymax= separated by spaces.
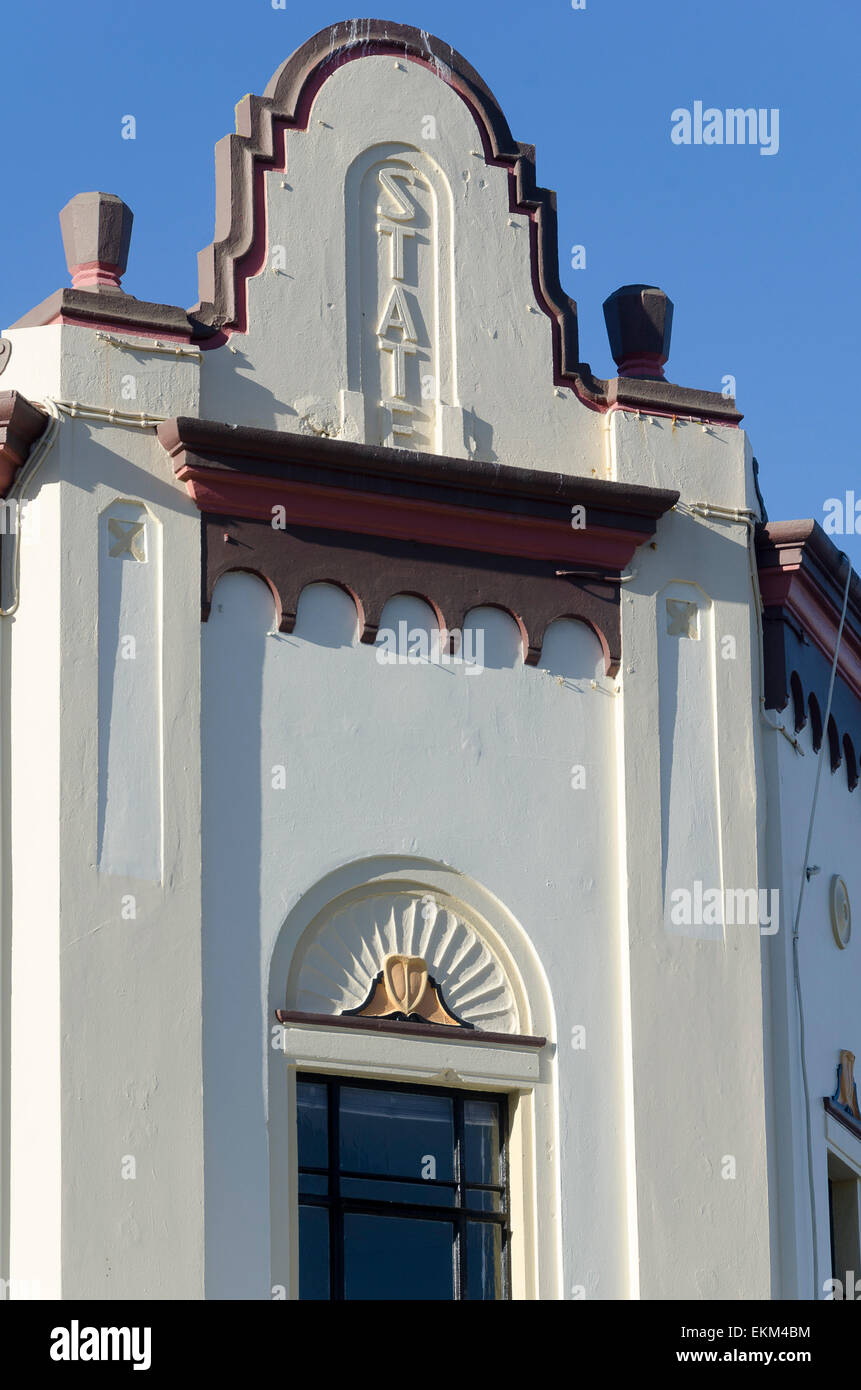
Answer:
xmin=297 ymin=1071 xmax=512 ymax=1300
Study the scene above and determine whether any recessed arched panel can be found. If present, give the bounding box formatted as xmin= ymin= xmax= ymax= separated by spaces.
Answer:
xmin=808 ymin=694 xmax=823 ymax=753
xmin=346 ymin=145 xmax=454 ymax=453
xmin=374 ymin=594 xmax=442 ymax=661
xmin=843 ymin=734 xmax=858 ymax=791
xmin=828 ymin=715 xmax=842 ymax=773
xmin=209 ymin=568 xmax=278 ymax=632
xmin=294 ymin=582 xmax=359 ymax=649
xmin=98 ymin=499 xmax=162 ymax=881
xmin=789 ymin=671 xmax=806 ymax=733
xmin=462 ymin=606 xmax=524 ymax=670
xmin=537 ymin=617 xmax=605 ymax=680
xmin=658 ymin=581 xmax=722 ymax=940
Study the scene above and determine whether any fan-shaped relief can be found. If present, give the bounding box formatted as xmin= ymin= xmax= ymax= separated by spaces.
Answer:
xmin=292 ymin=891 xmax=519 ymax=1034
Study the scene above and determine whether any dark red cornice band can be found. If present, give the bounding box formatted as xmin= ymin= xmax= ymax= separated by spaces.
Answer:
xmin=0 ymin=391 xmax=49 ymax=494
xmin=158 ymin=416 xmax=678 ymax=675
xmin=757 ymin=520 xmax=861 ymax=705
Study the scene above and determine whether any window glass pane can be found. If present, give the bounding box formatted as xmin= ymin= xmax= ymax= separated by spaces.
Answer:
xmin=340 ymin=1086 xmax=454 ymax=1181
xmin=464 ymin=1099 xmax=500 ymax=1185
xmin=344 ymin=1213 xmax=454 ymax=1300
xmin=299 ymin=1204 xmax=329 ymax=1299
xmin=465 ymin=1187 xmax=502 ymax=1213
xmin=467 ymin=1220 xmax=503 ymax=1300
xmin=298 ymin=1172 xmax=328 ymax=1196
xmin=297 ymin=1082 xmax=328 ymax=1168
xmin=341 ymin=1175 xmax=456 ymax=1207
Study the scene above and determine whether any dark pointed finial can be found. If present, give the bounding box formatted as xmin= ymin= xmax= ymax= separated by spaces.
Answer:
xmin=603 ymin=285 xmax=674 ymax=380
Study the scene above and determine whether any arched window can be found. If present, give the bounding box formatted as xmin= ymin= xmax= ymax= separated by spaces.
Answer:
xmin=267 ymin=860 xmax=557 ymax=1301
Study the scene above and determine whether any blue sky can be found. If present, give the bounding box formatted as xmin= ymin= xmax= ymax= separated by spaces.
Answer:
xmin=2 ymin=0 xmax=857 ymax=554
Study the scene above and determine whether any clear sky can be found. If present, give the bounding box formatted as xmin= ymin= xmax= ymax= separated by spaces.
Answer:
xmin=2 ymin=1 xmax=857 ymax=556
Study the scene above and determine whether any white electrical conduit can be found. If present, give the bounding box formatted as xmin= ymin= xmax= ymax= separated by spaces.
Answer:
xmin=0 ymin=397 xmax=166 ymax=618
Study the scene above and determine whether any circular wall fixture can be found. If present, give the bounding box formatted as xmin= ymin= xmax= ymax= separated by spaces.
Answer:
xmin=830 ymin=874 xmax=851 ymax=949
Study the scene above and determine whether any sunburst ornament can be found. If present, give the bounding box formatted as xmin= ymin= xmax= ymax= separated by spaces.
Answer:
xmin=292 ymin=891 xmax=519 ymax=1033
xmin=343 ymin=952 xmax=470 ymax=1026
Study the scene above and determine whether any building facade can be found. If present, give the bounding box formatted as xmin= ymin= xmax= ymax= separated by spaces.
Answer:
xmin=0 ymin=19 xmax=858 ymax=1300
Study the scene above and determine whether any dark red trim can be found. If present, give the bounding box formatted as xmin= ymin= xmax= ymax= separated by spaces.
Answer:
xmin=159 ymin=417 xmax=678 ymax=674
xmin=189 ymin=475 xmax=641 ymax=568
xmin=275 ymin=1008 xmax=546 ymax=1049
xmin=158 ymin=416 xmax=676 ymax=571
xmin=757 ymin=521 xmax=861 ymax=706
xmin=0 ymin=392 xmax=49 ymax=494
xmin=824 ymin=1097 xmax=861 ymax=1143
xmin=203 ymin=513 xmax=625 ymax=672
xmin=10 ymin=287 xmax=204 ymax=341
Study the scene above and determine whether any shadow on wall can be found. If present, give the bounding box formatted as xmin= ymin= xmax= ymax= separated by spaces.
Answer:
xmin=202 ymin=571 xmax=270 ymax=1298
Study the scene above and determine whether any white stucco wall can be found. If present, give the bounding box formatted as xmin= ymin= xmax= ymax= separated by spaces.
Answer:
xmin=612 ymin=413 xmax=773 ymax=1299
xmin=2 ymin=325 xmax=207 ymax=1296
xmin=201 ymin=574 xmax=623 ymax=1297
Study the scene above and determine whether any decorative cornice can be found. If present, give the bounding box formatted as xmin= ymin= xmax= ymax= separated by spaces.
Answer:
xmin=606 ymin=375 xmax=742 ymax=424
xmin=159 ymin=418 xmax=678 ymax=673
xmin=158 ymin=416 xmax=677 ymax=568
xmin=756 ymin=520 xmax=861 ymax=707
xmin=0 ymin=391 xmax=49 ymax=494
xmin=9 ymin=287 xmax=208 ymax=341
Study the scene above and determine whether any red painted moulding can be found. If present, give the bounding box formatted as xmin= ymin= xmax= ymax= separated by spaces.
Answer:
xmin=178 ymin=468 xmax=651 ymax=570
xmin=158 ymin=414 xmax=677 ymax=566
xmin=0 ymin=391 xmax=49 ymax=494
xmin=159 ymin=416 xmax=679 ymax=676
xmin=757 ymin=520 xmax=861 ymax=704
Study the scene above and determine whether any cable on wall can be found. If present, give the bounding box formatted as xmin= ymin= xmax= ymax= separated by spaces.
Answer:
xmin=790 ymin=546 xmax=852 ymax=1299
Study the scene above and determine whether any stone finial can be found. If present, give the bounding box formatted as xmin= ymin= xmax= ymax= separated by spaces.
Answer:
xmin=603 ymin=284 xmax=674 ymax=380
xmin=59 ymin=192 xmax=133 ymax=292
